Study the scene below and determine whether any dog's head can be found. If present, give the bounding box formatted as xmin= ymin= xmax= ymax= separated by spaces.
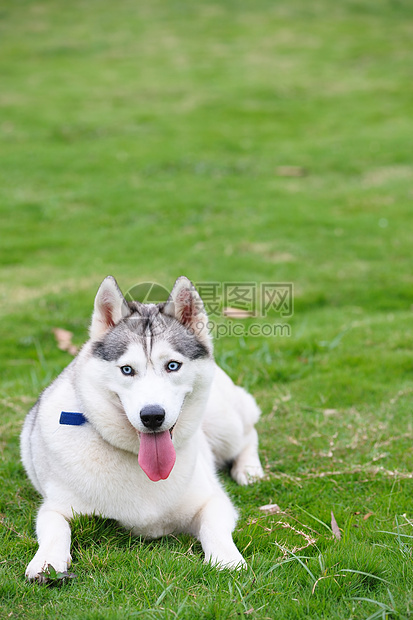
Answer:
xmin=80 ymin=276 xmax=215 ymax=481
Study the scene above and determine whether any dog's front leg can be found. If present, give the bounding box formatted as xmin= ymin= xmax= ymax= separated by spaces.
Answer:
xmin=25 ymin=504 xmax=72 ymax=581
xmin=191 ymin=494 xmax=247 ymax=570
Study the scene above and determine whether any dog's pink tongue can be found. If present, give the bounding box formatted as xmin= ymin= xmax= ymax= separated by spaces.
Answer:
xmin=138 ymin=431 xmax=176 ymax=482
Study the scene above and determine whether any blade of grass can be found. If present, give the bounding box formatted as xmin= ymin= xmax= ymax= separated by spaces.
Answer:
xmin=340 ymin=569 xmax=394 ymax=587
xmin=272 ymin=541 xmax=316 ymax=583
xmin=295 ymin=506 xmax=332 ymax=533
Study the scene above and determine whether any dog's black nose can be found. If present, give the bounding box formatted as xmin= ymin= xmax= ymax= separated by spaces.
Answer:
xmin=140 ymin=405 xmax=166 ymax=430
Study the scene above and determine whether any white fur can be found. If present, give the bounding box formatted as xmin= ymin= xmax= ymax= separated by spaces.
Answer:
xmin=21 ymin=276 xmax=263 ymax=580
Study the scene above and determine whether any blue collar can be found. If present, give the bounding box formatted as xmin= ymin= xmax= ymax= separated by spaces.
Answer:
xmin=60 ymin=411 xmax=87 ymax=426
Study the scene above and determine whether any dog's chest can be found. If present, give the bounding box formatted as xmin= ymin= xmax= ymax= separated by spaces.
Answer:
xmin=56 ymin=430 xmax=197 ymax=535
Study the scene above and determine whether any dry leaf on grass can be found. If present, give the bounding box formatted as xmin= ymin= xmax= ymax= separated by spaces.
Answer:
xmin=275 ymin=166 xmax=308 ymax=177
xmin=331 ymin=511 xmax=341 ymax=540
xmin=53 ymin=328 xmax=78 ymax=356
xmin=259 ymin=503 xmax=282 ymax=514
xmin=223 ymin=307 xmax=254 ymax=318
xmin=323 ymin=408 xmax=339 ymax=416
xmin=363 ymin=512 xmax=373 ymax=521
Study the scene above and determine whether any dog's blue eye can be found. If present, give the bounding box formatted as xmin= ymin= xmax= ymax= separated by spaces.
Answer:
xmin=166 ymin=361 xmax=181 ymax=372
xmin=120 ymin=365 xmax=134 ymax=376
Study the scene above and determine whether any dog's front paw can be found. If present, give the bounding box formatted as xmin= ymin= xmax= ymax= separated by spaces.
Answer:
xmin=205 ymin=540 xmax=247 ymax=570
xmin=25 ymin=552 xmax=71 ymax=582
xmin=206 ymin=549 xmax=247 ymax=571
xmin=231 ymin=462 xmax=264 ymax=486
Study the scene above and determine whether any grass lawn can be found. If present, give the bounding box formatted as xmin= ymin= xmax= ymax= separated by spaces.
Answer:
xmin=1 ymin=0 xmax=413 ymax=617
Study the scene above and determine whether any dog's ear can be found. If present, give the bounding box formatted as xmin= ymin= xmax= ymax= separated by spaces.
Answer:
xmin=90 ymin=276 xmax=130 ymax=340
xmin=163 ymin=276 xmax=212 ymax=350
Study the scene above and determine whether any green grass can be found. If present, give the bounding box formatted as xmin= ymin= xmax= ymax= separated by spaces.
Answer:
xmin=1 ymin=0 xmax=413 ymax=617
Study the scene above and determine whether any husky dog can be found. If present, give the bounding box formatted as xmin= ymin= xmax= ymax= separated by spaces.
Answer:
xmin=21 ymin=276 xmax=264 ymax=580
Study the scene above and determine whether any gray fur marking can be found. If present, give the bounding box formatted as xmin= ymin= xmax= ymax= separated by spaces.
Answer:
xmin=92 ymin=302 xmax=210 ymax=362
